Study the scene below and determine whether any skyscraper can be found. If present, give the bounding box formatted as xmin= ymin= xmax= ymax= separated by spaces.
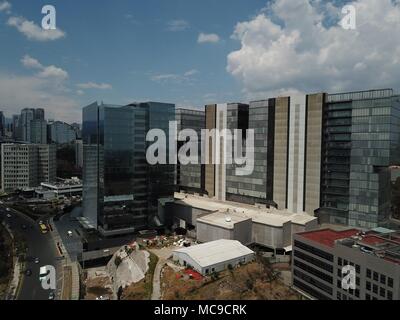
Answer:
xmin=317 ymin=89 xmax=400 ymax=228
xmin=82 ymin=101 xmax=175 ymax=236
xmin=176 ymin=108 xmax=205 ymax=194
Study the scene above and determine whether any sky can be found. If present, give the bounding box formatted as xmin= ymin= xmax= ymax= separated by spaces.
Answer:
xmin=1 ymin=0 xmax=400 ymax=123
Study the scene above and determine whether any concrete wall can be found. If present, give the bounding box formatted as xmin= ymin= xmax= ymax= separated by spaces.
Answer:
xmin=273 ymin=97 xmax=289 ymax=210
xmin=196 ymin=222 xmax=234 ymax=243
xmin=252 ymin=221 xmax=291 ymax=249
xmin=305 ymin=93 xmax=324 ymax=216
xmin=167 ymin=202 xmax=210 ymax=227
xmin=233 ymin=219 xmax=253 ymax=245
xmin=205 ymin=105 xmax=216 ymax=198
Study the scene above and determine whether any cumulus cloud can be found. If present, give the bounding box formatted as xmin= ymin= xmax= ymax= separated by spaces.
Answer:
xmin=21 ymin=55 xmax=68 ymax=80
xmin=198 ymin=33 xmax=220 ymax=43
xmin=166 ymin=19 xmax=190 ymax=31
xmin=227 ymin=0 xmax=400 ymax=99
xmin=0 ymin=1 xmax=11 ymax=12
xmin=76 ymin=82 xmax=112 ymax=90
xmin=7 ymin=16 xmax=65 ymax=41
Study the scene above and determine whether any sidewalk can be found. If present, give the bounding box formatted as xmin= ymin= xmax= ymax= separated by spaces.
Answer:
xmin=49 ymin=218 xmax=80 ymax=300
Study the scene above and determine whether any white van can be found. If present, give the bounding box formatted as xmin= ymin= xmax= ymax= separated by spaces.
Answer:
xmin=39 ymin=266 xmax=48 ymax=281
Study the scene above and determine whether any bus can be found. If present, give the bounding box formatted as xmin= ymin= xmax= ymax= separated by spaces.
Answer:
xmin=39 ymin=223 xmax=48 ymax=234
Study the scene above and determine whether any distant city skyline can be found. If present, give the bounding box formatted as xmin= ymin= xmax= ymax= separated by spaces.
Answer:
xmin=1 ymin=0 xmax=400 ymax=124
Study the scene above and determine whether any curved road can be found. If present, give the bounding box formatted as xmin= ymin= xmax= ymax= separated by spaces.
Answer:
xmin=0 ymin=204 xmax=62 ymax=300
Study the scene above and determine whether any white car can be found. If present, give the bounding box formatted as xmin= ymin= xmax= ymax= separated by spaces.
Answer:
xmin=67 ymin=231 xmax=73 ymax=237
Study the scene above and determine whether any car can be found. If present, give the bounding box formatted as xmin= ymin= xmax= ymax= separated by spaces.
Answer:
xmin=21 ymin=224 xmax=27 ymax=230
xmin=25 ymin=269 xmax=32 ymax=276
xmin=6 ymin=208 xmax=10 ymax=212
xmin=67 ymin=231 xmax=73 ymax=237
xmin=6 ymin=214 xmax=12 ymax=218
xmin=48 ymin=292 xmax=55 ymax=300
xmin=34 ymin=257 xmax=40 ymax=264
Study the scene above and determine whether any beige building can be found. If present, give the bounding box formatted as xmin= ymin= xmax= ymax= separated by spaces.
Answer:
xmin=1 ymin=143 xmax=56 ymax=192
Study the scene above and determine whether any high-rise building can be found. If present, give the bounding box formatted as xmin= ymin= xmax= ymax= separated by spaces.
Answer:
xmin=1 ymin=143 xmax=56 ymax=192
xmin=317 ymin=89 xmax=400 ymax=228
xmin=0 ymin=111 xmax=5 ymax=138
xmin=48 ymin=121 xmax=77 ymax=144
xmin=12 ymin=115 xmax=20 ymax=140
xmin=176 ymin=108 xmax=205 ymax=194
xmin=202 ymin=89 xmax=400 ymax=229
xmin=19 ymin=108 xmax=46 ymax=142
xmin=82 ymin=101 xmax=175 ymax=236
xmin=75 ymin=139 xmax=83 ymax=168
xmin=30 ymin=119 xmax=48 ymax=144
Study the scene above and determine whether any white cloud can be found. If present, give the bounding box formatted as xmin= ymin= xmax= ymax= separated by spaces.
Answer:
xmin=0 ymin=1 xmax=11 ymax=12
xmin=167 ymin=19 xmax=190 ymax=32
xmin=150 ymin=69 xmax=199 ymax=83
xmin=227 ymin=0 xmax=400 ymax=99
xmin=76 ymin=82 xmax=112 ymax=90
xmin=0 ymin=73 xmax=80 ymax=123
xmin=7 ymin=16 xmax=65 ymax=41
xmin=21 ymin=55 xmax=68 ymax=80
xmin=198 ymin=33 xmax=220 ymax=44
xmin=21 ymin=55 xmax=43 ymax=69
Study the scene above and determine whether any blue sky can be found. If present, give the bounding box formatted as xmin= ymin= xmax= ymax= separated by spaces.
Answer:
xmin=1 ymin=0 xmax=400 ymax=123
xmin=0 ymin=0 xmax=267 ymax=122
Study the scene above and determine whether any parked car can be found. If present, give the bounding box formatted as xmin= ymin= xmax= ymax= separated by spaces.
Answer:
xmin=25 ymin=269 xmax=32 ymax=276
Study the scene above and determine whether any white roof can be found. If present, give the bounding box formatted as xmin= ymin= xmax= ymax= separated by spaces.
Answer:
xmin=173 ymin=239 xmax=254 ymax=268
xmin=197 ymin=211 xmax=251 ymax=229
xmin=174 ymin=193 xmax=317 ymax=227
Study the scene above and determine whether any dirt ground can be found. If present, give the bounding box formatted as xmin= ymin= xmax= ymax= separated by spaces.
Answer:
xmin=83 ymin=268 xmax=113 ymax=300
xmin=161 ymin=260 xmax=300 ymax=300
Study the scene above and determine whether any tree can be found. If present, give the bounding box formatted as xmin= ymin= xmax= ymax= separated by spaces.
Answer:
xmin=114 ymin=256 xmax=122 ymax=268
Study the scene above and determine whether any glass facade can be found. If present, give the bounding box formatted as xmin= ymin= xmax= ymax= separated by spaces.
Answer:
xmin=320 ymin=90 xmax=400 ymax=228
xmin=82 ymin=101 xmax=176 ymax=235
xmin=176 ymin=108 xmax=205 ymax=193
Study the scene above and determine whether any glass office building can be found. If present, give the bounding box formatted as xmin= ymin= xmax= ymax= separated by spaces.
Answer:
xmin=319 ymin=89 xmax=400 ymax=228
xmin=82 ymin=101 xmax=175 ymax=236
xmin=176 ymin=108 xmax=205 ymax=194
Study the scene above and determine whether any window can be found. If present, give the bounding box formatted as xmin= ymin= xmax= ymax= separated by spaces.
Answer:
xmin=338 ymin=258 xmax=342 ymax=266
xmin=388 ymin=277 xmax=393 ymax=288
xmin=380 ymin=275 xmax=386 ymax=285
xmin=380 ymin=288 xmax=386 ymax=298
xmin=373 ymin=272 xmax=379 ymax=281
xmin=366 ymin=269 xmax=371 ymax=278
xmin=366 ymin=282 xmax=371 ymax=291
xmin=387 ymin=291 xmax=393 ymax=300
xmin=373 ymin=284 xmax=378 ymax=294
xmin=366 ymin=294 xmax=371 ymax=300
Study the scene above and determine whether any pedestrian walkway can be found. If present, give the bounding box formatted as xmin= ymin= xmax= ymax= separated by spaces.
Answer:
xmin=49 ymin=218 xmax=80 ymax=300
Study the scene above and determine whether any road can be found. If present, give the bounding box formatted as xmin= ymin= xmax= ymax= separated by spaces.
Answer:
xmin=54 ymin=208 xmax=83 ymax=262
xmin=0 ymin=204 xmax=62 ymax=300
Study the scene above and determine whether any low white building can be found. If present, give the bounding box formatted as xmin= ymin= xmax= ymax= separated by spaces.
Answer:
xmin=172 ymin=239 xmax=255 ymax=275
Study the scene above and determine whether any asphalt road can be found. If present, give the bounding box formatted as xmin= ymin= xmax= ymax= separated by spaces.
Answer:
xmin=0 ymin=205 xmax=62 ymax=300
xmin=54 ymin=208 xmax=83 ymax=262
